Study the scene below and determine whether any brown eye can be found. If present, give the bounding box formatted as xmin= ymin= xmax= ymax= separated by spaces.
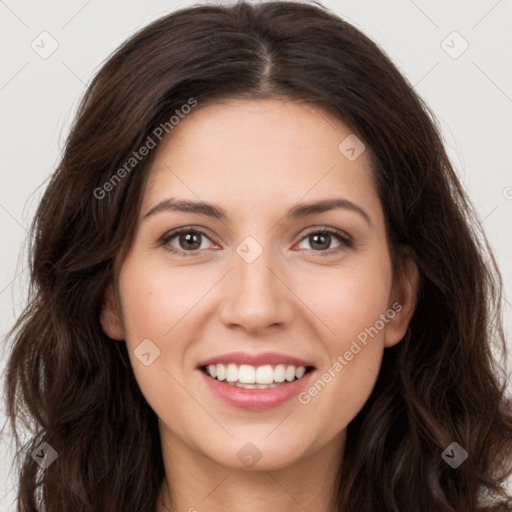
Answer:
xmin=161 ymin=228 xmax=214 ymax=254
xmin=296 ymin=228 xmax=353 ymax=254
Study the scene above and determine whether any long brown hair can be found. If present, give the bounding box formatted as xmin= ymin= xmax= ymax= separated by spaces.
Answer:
xmin=2 ymin=1 xmax=511 ymax=511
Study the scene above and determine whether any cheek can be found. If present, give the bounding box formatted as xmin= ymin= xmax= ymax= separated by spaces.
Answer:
xmin=118 ymin=257 xmax=209 ymax=342
xmin=116 ymin=255 xmax=227 ymax=398
xmin=116 ymin=258 xmax=187 ymax=371
xmin=116 ymin=258 xmax=203 ymax=420
xmin=295 ymin=254 xmax=391 ymax=429
xmin=303 ymin=253 xmax=392 ymax=347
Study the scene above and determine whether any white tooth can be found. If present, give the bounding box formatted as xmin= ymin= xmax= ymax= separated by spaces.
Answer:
xmin=238 ymin=364 xmax=256 ymax=384
xmin=226 ymin=363 xmax=238 ymax=382
xmin=273 ymin=364 xmax=286 ymax=382
xmin=295 ymin=366 xmax=306 ymax=379
xmin=212 ymin=363 xmax=304 ymax=384
xmin=216 ymin=364 xmax=226 ymax=381
xmin=285 ymin=365 xmax=296 ymax=381
xmin=256 ymin=365 xmax=274 ymax=384
xmin=207 ymin=364 xmax=217 ymax=378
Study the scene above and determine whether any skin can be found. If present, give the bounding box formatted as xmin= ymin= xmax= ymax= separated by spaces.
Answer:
xmin=100 ymin=99 xmax=419 ymax=512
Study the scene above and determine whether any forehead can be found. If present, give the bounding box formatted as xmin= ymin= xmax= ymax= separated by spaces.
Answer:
xmin=142 ymin=99 xmax=380 ymax=223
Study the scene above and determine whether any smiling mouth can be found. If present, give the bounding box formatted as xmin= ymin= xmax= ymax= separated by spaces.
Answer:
xmin=199 ymin=363 xmax=316 ymax=389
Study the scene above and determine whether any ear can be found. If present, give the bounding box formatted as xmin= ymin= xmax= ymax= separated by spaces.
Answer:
xmin=384 ymin=247 xmax=419 ymax=348
xmin=100 ymin=284 xmax=125 ymax=340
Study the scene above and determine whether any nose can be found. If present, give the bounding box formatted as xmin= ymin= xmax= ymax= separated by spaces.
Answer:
xmin=219 ymin=241 xmax=295 ymax=335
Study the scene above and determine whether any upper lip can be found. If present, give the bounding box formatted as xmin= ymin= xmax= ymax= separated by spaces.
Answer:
xmin=197 ymin=351 xmax=315 ymax=368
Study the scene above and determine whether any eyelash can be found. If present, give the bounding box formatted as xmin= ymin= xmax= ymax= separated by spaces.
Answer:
xmin=159 ymin=226 xmax=354 ymax=257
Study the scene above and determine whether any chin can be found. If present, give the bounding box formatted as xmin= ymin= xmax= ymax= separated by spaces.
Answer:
xmin=202 ymin=437 xmax=309 ymax=472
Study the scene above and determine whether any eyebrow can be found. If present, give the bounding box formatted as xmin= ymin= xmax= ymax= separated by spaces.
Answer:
xmin=143 ymin=197 xmax=372 ymax=227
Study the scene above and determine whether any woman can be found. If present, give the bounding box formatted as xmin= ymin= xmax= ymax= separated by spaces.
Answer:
xmin=3 ymin=1 xmax=512 ymax=511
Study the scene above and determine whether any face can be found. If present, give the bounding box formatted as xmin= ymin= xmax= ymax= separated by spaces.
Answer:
xmin=101 ymin=99 xmax=417 ymax=472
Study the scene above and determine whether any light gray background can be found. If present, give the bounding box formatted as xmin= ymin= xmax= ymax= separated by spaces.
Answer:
xmin=1 ymin=0 xmax=511 ymax=509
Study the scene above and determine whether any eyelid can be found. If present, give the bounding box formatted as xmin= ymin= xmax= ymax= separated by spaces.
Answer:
xmin=298 ymin=226 xmax=353 ymax=243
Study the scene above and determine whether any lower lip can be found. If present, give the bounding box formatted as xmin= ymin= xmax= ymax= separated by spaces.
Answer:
xmin=198 ymin=368 xmax=315 ymax=410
